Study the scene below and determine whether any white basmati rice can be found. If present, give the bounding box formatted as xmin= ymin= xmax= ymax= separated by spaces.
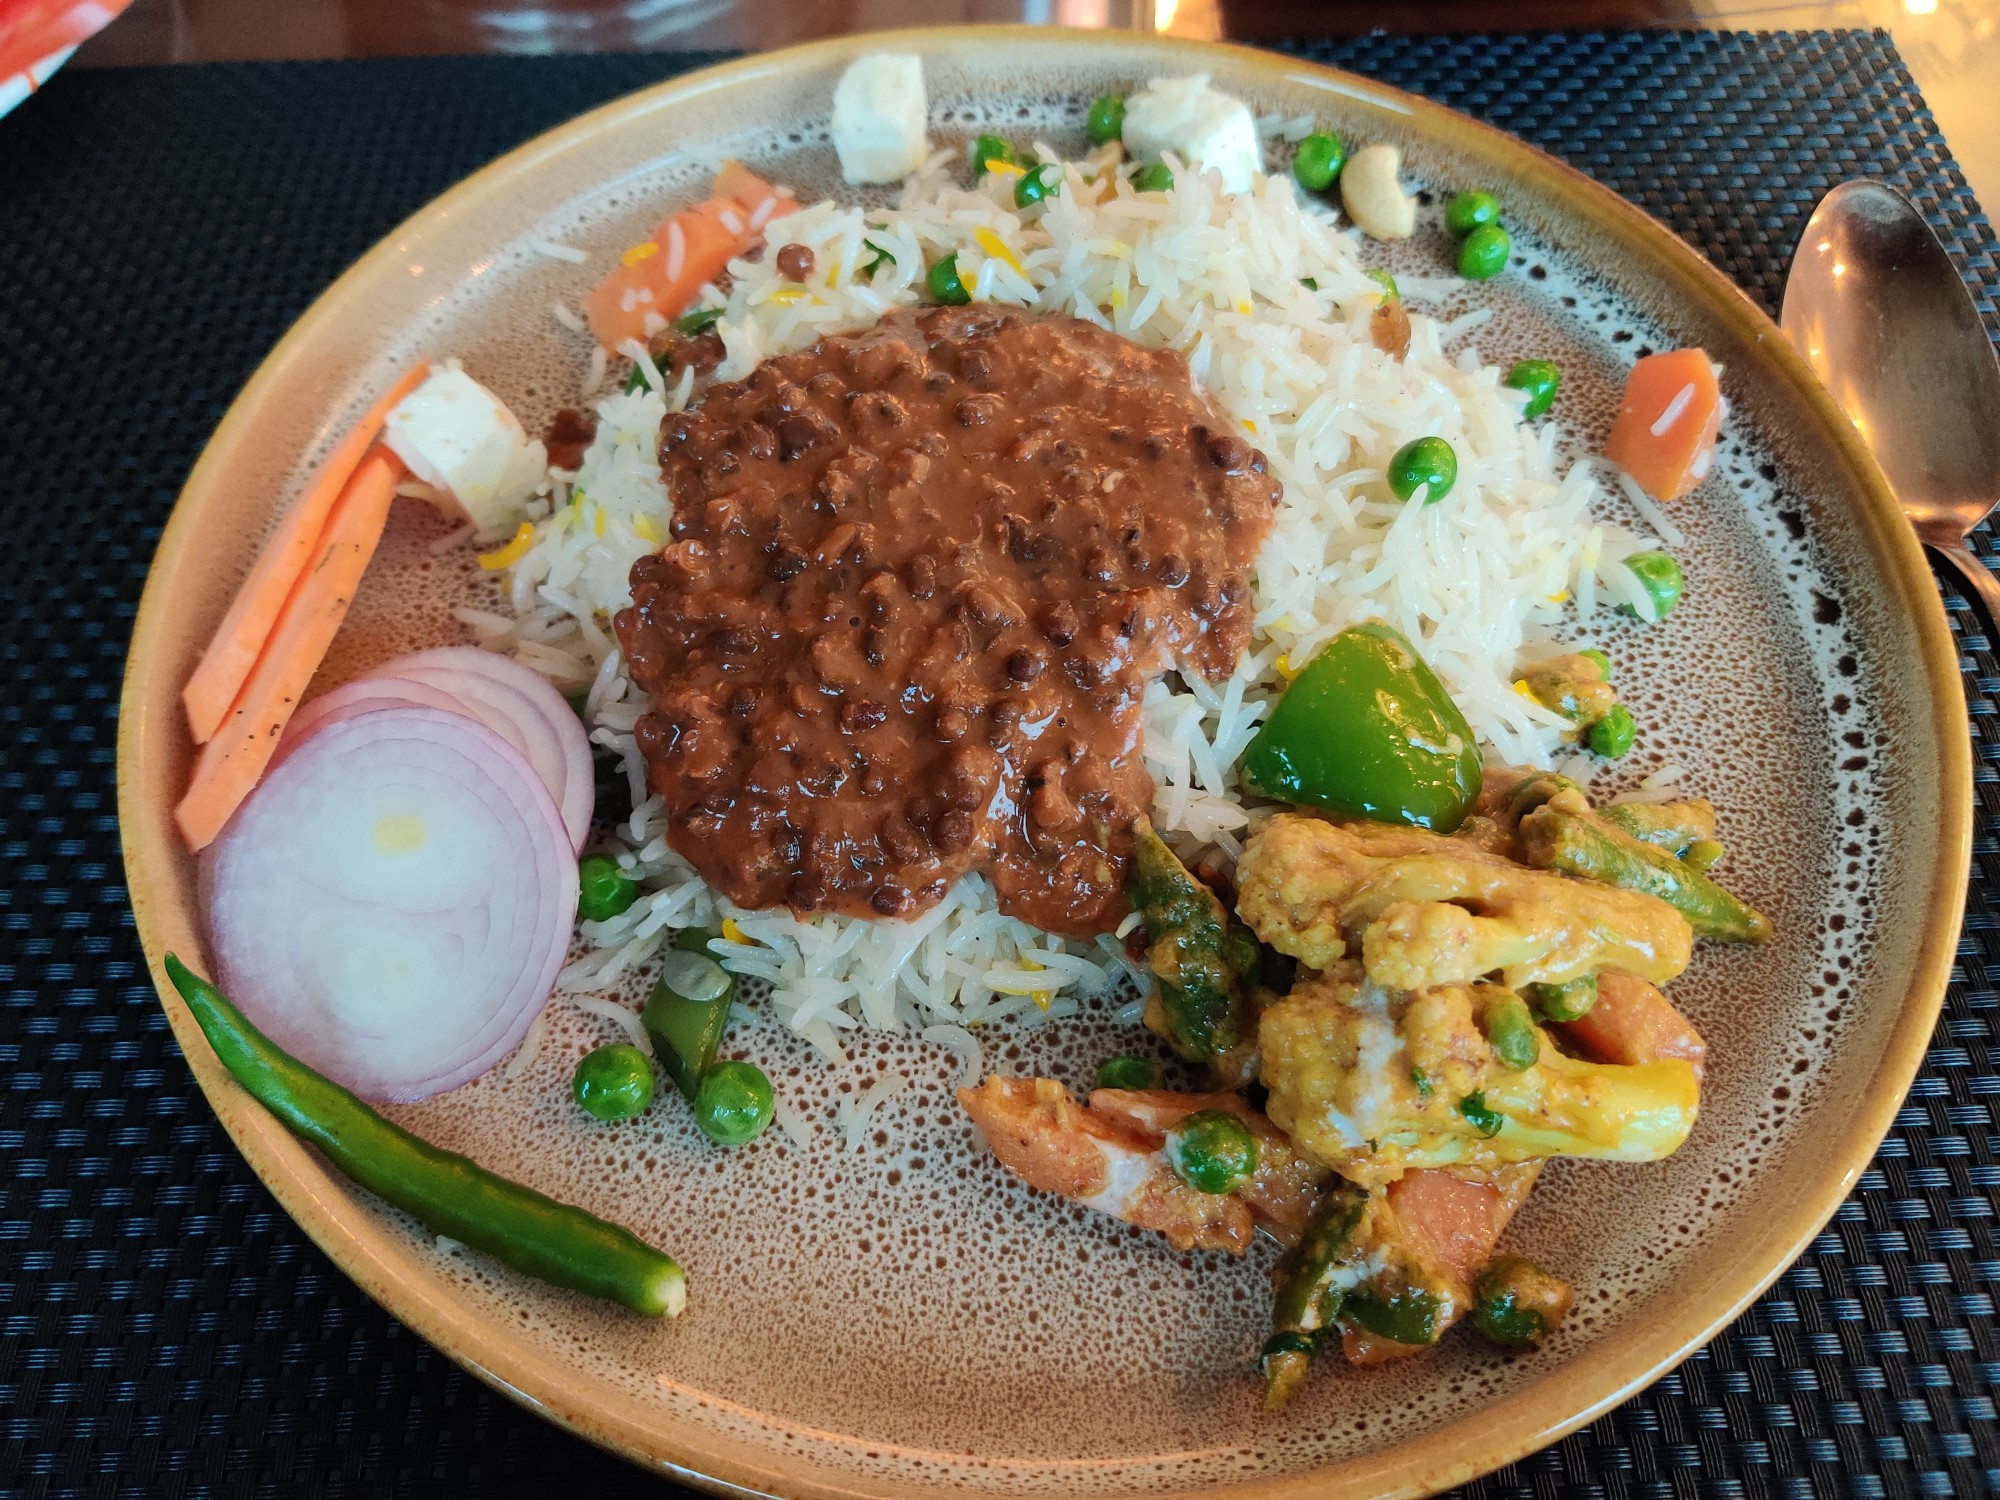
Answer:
xmin=840 ymin=1072 xmax=910 ymax=1151
xmin=475 ymin=147 xmax=1662 ymax=1043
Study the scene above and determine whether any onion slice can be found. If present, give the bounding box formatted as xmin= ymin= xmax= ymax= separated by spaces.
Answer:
xmin=202 ymin=704 xmax=578 ymax=1103
xmin=375 ymin=646 xmax=593 ymax=851
xmin=274 ymin=675 xmax=466 ymax=767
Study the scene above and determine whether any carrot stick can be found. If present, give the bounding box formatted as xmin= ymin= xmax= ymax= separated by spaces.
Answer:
xmin=175 ymin=448 xmax=405 ymax=851
xmin=182 ymin=362 xmax=427 ymax=743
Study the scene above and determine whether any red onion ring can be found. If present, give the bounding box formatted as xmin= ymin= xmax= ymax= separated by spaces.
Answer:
xmin=376 ymin=646 xmax=594 ymax=851
xmin=201 ymin=704 xmax=578 ymax=1102
xmin=274 ymin=675 xmax=465 ymax=769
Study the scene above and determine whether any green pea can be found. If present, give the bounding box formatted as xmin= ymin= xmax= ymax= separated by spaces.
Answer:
xmin=1577 ymin=647 xmax=1612 ymax=680
xmin=1095 ymin=1055 xmax=1162 ymax=1091
xmin=1366 ymin=267 xmax=1400 ymax=302
xmin=1130 ymin=162 xmax=1175 ymax=194
xmin=577 ymin=855 xmax=639 ymax=922
xmin=1481 ymin=993 xmax=1541 ymax=1071
xmin=1165 ymin=1108 xmax=1258 ymax=1194
xmin=926 ymin=252 xmax=971 ymax=306
xmin=692 ymin=1060 xmax=775 ymax=1147
xmin=1504 ymin=358 xmax=1561 ymax=419
xmin=971 ymin=134 xmax=1021 ymax=176
xmin=1619 ymin=551 xmax=1685 ymax=620
xmin=1292 ymin=132 xmax=1347 ymax=193
xmin=572 ymin=1043 xmax=655 ymax=1122
xmin=1445 ymin=190 xmax=1501 ymax=238
xmin=1387 ymin=435 xmax=1458 ymax=503
xmin=1458 ymin=222 xmax=1512 ymax=280
xmin=1086 ymin=94 xmax=1126 ymax=146
xmin=1458 ymin=1091 xmax=1505 ymax=1138
xmin=1588 ymin=703 xmax=1637 ymax=759
xmin=1528 ymin=974 xmax=1598 ymax=1022
xmin=1014 ymin=162 xmax=1060 ymax=210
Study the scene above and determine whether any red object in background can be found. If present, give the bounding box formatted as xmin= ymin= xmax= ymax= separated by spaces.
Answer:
xmin=1 ymin=0 xmax=135 ymax=91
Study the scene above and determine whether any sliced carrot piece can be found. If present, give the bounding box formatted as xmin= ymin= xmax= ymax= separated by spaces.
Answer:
xmin=182 ymin=363 xmax=427 ymax=743
xmin=1555 ymin=969 xmax=1707 ymax=1082
xmin=1386 ymin=1168 xmax=1508 ymax=1284
xmin=174 ymin=448 xmax=405 ymax=851
xmin=583 ymin=168 xmax=798 ymax=351
xmin=1603 ymin=348 xmax=1723 ymax=503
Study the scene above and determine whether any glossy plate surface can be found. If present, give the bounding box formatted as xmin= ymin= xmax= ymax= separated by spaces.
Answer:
xmin=118 ymin=29 xmax=1969 ymax=1498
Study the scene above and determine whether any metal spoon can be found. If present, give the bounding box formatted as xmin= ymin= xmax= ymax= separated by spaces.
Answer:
xmin=1781 ymin=179 xmax=2000 ymax=624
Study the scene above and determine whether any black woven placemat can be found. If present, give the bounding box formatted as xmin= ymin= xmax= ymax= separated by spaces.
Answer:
xmin=1 ymin=30 xmax=1995 ymax=1499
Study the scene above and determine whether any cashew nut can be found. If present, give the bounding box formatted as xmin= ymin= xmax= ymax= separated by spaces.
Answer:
xmin=1340 ymin=143 xmax=1417 ymax=241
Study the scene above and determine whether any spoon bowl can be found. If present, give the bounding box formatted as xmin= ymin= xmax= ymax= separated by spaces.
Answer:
xmin=1782 ymin=178 xmax=2000 ymax=616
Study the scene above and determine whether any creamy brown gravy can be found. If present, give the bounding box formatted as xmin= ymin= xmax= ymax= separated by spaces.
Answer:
xmin=615 ymin=306 xmax=1278 ymax=936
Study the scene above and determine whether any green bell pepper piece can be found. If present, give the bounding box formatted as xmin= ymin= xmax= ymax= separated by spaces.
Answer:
xmin=1242 ymin=624 xmax=1482 ymax=833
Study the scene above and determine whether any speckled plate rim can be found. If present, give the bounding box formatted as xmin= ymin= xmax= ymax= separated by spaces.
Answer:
xmin=117 ymin=27 xmax=1971 ymax=1499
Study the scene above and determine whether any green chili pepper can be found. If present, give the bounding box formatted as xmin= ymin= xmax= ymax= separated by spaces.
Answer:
xmin=1587 ymin=703 xmax=1637 ymax=759
xmin=1472 ymin=1254 xmax=1572 ymax=1349
xmin=926 ymin=252 xmax=971 ymax=306
xmin=1130 ymin=821 xmax=1249 ymax=1062
xmin=1518 ymin=806 xmax=1772 ymax=943
xmin=674 ymin=306 xmax=723 ymax=337
xmin=162 ymin=955 xmax=686 ymax=1317
xmin=1095 ymin=1055 xmax=1162 ymax=1091
xmin=1685 ymin=838 xmax=1726 ymax=871
xmin=1527 ymin=974 xmax=1598 ymax=1022
xmin=1342 ymin=1282 xmax=1445 ymax=1346
xmin=1445 ymin=190 xmax=1501 ymax=238
xmin=642 ymin=929 xmax=736 ymax=1102
xmin=1242 ymin=623 xmax=1483 ymax=833
xmin=1086 ymin=94 xmax=1126 ymax=146
xmin=1130 ymin=161 xmax=1174 ymax=193
xmin=1165 ymin=1109 xmax=1258 ymax=1194
xmin=1481 ymin=993 xmax=1541 ymax=1071
xmin=1263 ymin=1182 xmax=1369 ymax=1408
xmin=1292 ymin=132 xmax=1347 ymax=192
xmin=1412 ymin=1066 xmax=1435 ymax=1099
xmin=1458 ymin=1091 xmax=1505 ymax=1138
xmin=1504 ymin=358 xmax=1561 ymax=419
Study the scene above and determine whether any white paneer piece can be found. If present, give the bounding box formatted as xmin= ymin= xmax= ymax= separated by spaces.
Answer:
xmin=382 ymin=363 xmax=545 ymax=532
xmin=1120 ymin=75 xmax=1263 ymax=194
xmin=832 ymin=53 xmax=929 ymax=185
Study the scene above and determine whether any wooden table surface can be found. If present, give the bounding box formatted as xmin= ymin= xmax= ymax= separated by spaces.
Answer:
xmin=66 ymin=0 xmax=2000 ymax=222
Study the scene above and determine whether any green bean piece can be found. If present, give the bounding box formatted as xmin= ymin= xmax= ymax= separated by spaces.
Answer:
xmin=1264 ymin=1182 xmax=1370 ymax=1408
xmin=1685 ymin=838 xmax=1726 ymax=872
xmin=577 ymin=854 xmax=639 ymax=922
xmin=1086 ymin=93 xmax=1126 ymax=146
xmin=1458 ymin=1091 xmax=1505 ymax=1138
xmin=1130 ymin=161 xmax=1175 ymax=193
xmin=1602 ymin=799 xmax=1719 ymax=858
xmin=1504 ymin=358 xmax=1561 ymax=419
xmin=1094 ymin=1055 xmax=1162 ymax=1091
xmin=860 ymin=239 xmax=896 ymax=276
xmin=1472 ymin=1254 xmax=1573 ymax=1349
xmin=1366 ymin=267 xmax=1400 ymax=302
xmin=1458 ymin=222 xmax=1512 ymax=280
xmin=1445 ymin=189 xmax=1501 ymax=238
xmin=926 ymin=252 xmax=971 ymax=306
xmin=642 ymin=930 xmax=736 ymax=1102
xmin=1527 ymin=974 xmax=1598 ymax=1022
xmin=1165 ymin=1109 xmax=1258 ymax=1194
xmin=572 ymin=1044 xmax=655 ymax=1122
xmin=1388 ymin=435 xmax=1458 ymax=503
xmin=1577 ymin=647 xmax=1612 ymax=680
xmin=971 ymin=133 xmax=1022 ymax=175
xmin=163 ymin=955 xmax=686 ymax=1317
xmin=1588 ymin=703 xmax=1637 ymax=759
xmin=1342 ymin=1282 xmax=1445 ymax=1346
xmin=1292 ymin=132 xmax=1348 ymax=192
xmin=1619 ymin=551 xmax=1685 ymax=619
xmin=1519 ymin=805 xmax=1772 ymax=943
xmin=1505 ymin=772 xmax=1583 ymax=824
xmin=1014 ymin=162 xmax=1060 ymax=209
xmin=1481 ymin=993 xmax=1541 ymax=1071
xmin=693 ymin=1060 xmax=775 ymax=1147
xmin=1130 ymin=821 xmax=1249 ymax=1062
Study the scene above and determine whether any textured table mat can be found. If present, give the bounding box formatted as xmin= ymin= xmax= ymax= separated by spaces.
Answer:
xmin=2 ymin=30 xmax=1997 ymax=1499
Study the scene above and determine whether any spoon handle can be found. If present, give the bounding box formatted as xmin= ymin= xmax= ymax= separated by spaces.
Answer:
xmin=1932 ymin=542 xmax=2000 ymax=635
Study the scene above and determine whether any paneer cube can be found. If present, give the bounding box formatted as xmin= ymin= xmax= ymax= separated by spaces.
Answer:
xmin=382 ymin=363 xmax=545 ymax=532
xmin=832 ymin=54 xmax=930 ymax=185
xmin=1121 ymin=74 xmax=1263 ymax=193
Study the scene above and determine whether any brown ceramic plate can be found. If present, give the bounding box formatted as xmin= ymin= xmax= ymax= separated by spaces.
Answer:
xmin=118 ymin=28 xmax=1969 ymax=1498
